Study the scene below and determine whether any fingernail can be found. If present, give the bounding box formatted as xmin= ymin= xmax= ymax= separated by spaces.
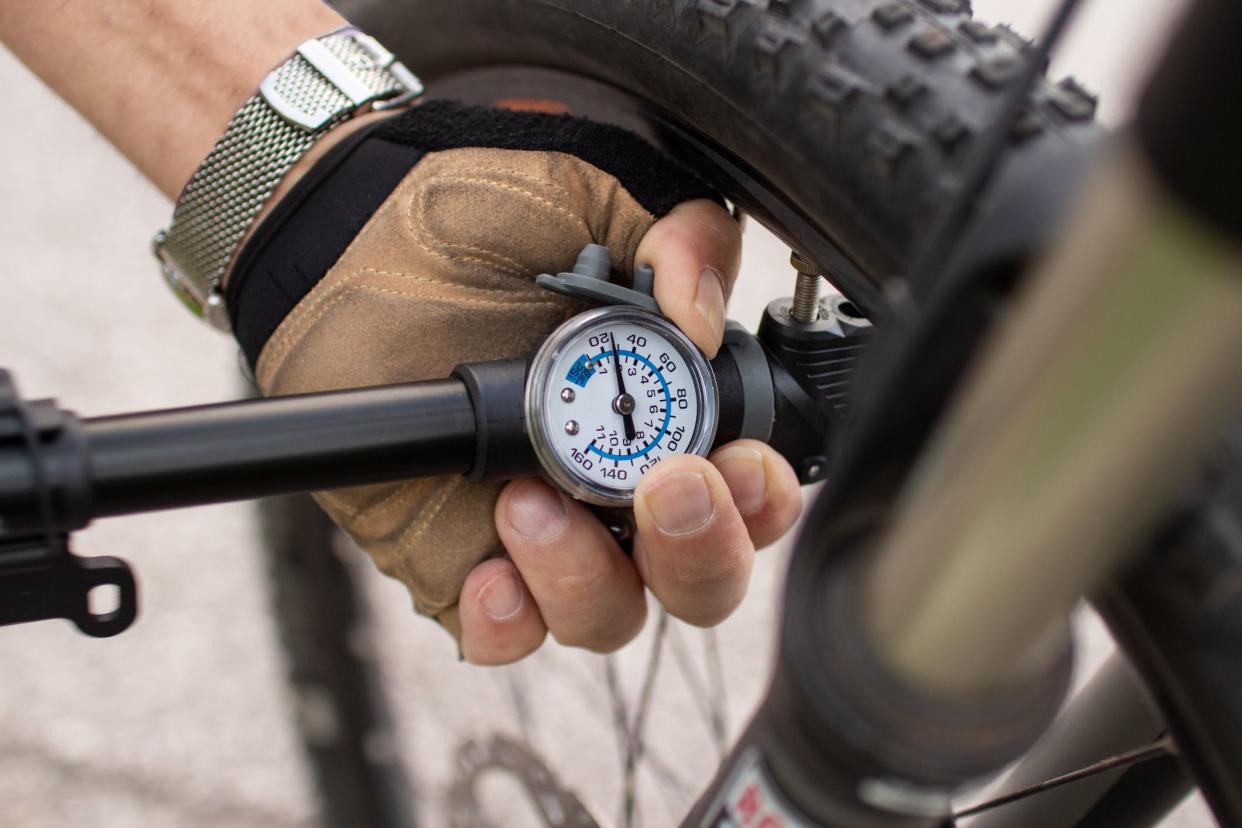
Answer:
xmin=644 ymin=471 xmax=714 ymax=535
xmin=507 ymin=482 xmax=568 ymax=540
xmin=479 ymin=571 xmax=524 ymax=620
xmin=714 ymin=447 xmax=766 ymax=516
xmin=694 ymin=265 xmax=726 ymax=349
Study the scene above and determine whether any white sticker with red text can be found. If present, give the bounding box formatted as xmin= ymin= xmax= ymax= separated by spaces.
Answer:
xmin=705 ymin=749 xmax=813 ymax=828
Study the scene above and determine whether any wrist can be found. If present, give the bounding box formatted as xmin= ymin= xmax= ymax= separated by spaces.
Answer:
xmin=153 ymin=27 xmax=423 ymax=329
xmin=229 ymin=108 xmax=396 ymax=288
xmin=163 ymin=3 xmax=350 ymax=199
xmin=0 ymin=0 xmax=349 ymax=199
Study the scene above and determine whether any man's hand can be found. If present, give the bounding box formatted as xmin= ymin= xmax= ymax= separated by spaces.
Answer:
xmin=246 ymin=104 xmax=803 ymax=663
xmin=465 ymin=201 xmax=804 ymax=663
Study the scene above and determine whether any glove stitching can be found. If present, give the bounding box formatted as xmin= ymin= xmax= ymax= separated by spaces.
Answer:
xmin=417 ymin=157 xmax=658 ymax=277
xmin=404 ymin=236 xmax=529 ymax=280
xmin=405 ymin=171 xmax=590 ymax=279
xmin=320 ymin=478 xmax=424 ymax=522
xmin=415 ymin=239 xmax=531 ymax=278
xmin=425 ymin=175 xmax=591 ymax=235
xmin=404 ymin=184 xmax=531 ymax=280
xmin=396 ymin=476 xmax=463 ymax=590
xmin=264 ymin=156 xmax=579 ymax=373
xmin=446 ymin=161 xmax=658 ymax=271
xmin=447 ymin=163 xmax=579 ymax=207
xmin=262 ymin=269 xmax=369 ymax=378
xmin=351 ymin=284 xmax=563 ymax=311
xmin=264 ymin=271 xmax=563 ymax=382
xmin=357 ymin=267 xmax=551 ymax=299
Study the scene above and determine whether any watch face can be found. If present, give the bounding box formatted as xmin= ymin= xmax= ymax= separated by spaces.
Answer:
xmin=526 ymin=307 xmax=718 ymax=506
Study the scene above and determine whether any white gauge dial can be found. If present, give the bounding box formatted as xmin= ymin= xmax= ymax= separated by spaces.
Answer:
xmin=526 ymin=307 xmax=718 ymax=506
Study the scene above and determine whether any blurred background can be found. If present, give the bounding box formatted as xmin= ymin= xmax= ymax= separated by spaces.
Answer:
xmin=0 ymin=0 xmax=1213 ymax=826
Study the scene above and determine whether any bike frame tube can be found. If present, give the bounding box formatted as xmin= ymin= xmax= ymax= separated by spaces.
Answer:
xmin=863 ymin=143 xmax=1242 ymax=700
xmin=966 ymin=651 xmax=1187 ymax=828
xmin=682 ymin=140 xmax=1241 ymax=828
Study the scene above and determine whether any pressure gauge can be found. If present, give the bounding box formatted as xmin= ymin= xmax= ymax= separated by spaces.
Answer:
xmin=526 ymin=306 xmax=718 ymax=506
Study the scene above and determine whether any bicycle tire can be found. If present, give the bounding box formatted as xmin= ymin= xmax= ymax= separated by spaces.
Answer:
xmin=338 ymin=0 xmax=1100 ymax=314
xmin=258 ymin=494 xmax=415 ymax=828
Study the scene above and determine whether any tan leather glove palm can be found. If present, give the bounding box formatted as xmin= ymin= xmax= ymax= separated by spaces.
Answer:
xmin=254 ymin=146 xmax=660 ymax=637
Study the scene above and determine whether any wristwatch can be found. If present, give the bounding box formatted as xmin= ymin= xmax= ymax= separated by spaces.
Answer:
xmin=152 ymin=27 xmax=423 ymax=331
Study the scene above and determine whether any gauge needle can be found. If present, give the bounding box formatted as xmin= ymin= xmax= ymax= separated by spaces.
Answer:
xmin=610 ymin=332 xmax=637 ymax=441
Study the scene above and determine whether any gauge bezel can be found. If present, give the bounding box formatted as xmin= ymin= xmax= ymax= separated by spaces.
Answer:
xmin=525 ymin=306 xmax=719 ymax=506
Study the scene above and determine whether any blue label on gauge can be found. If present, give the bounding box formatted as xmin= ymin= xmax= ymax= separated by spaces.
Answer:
xmin=565 ymin=354 xmax=597 ymax=388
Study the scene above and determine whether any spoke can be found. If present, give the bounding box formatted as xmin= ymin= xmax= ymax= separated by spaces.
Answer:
xmin=702 ymin=627 xmax=731 ymax=758
xmin=630 ymin=609 xmax=670 ymax=751
xmin=530 ymin=640 xmax=696 ymax=824
xmin=952 ymin=737 xmax=1176 ymax=819
xmin=603 ymin=654 xmax=633 ymax=764
xmin=613 ymin=609 xmax=671 ymax=828
xmin=602 ymin=630 xmax=699 ymax=817
xmin=502 ymin=663 xmax=538 ymax=750
xmin=668 ymin=623 xmax=728 ymax=759
xmin=640 ymin=749 xmax=697 ymax=813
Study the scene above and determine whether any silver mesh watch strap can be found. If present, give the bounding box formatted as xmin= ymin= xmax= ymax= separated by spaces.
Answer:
xmin=153 ymin=27 xmax=422 ymax=331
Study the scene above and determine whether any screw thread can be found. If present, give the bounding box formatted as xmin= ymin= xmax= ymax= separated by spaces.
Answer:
xmin=791 ymin=272 xmax=822 ymax=323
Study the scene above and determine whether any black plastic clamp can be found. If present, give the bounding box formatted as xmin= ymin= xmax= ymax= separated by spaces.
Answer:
xmin=0 ymin=370 xmax=137 ymax=637
xmin=535 ymin=244 xmax=661 ymax=312
xmin=452 ymin=358 xmax=540 ymax=484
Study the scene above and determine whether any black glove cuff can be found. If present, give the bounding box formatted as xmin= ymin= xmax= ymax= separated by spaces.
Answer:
xmin=227 ymin=100 xmax=721 ymax=370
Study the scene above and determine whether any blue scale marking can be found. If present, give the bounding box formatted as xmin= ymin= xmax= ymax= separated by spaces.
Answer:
xmin=565 ymin=354 xmax=596 ymax=388
xmin=577 ymin=349 xmax=671 ymax=461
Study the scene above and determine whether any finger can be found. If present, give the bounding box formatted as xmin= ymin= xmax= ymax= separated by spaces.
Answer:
xmin=635 ymin=199 xmax=742 ymax=358
xmin=632 ymin=454 xmax=754 ymax=627
xmin=496 ymin=478 xmax=648 ymax=652
xmin=459 ymin=557 xmax=548 ymax=665
xmin=709 ymin=440 xmax=804 ymax=550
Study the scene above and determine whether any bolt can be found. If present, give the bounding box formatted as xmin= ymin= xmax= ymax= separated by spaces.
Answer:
xmin=800 ymin=455 xmax=829 ymax=482
xmin=565 ymin=420 xmax=579 ymax=436
xmin=790 ymin=252 xmax=822 ymax=323
xmin=606 ymin=521 xmax=633 ymax=542
xmin=561 ymin=388 xmax=576 ymax=403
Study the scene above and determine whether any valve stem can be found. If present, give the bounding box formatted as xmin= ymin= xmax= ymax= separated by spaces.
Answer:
xmin=789 ymin=252 xmax=823 ymax=323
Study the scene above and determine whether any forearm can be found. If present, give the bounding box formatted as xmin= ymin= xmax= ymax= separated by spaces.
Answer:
xmin=0 ymin=0 xmax=345 ymax=199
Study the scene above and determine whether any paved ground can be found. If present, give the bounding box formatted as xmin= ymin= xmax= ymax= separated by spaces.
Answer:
xmin=0 ymin=1 xmax=1215 ymax=826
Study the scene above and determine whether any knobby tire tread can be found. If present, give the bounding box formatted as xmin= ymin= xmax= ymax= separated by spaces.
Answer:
xmin=341 ymin=0 xmax=1099 ymax=295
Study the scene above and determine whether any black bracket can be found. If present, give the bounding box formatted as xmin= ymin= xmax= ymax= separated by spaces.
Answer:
xmin=0 ymin=534 xmax=137 ymax=637
xmin=0 ymin=369 xmax=138 ymax=637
